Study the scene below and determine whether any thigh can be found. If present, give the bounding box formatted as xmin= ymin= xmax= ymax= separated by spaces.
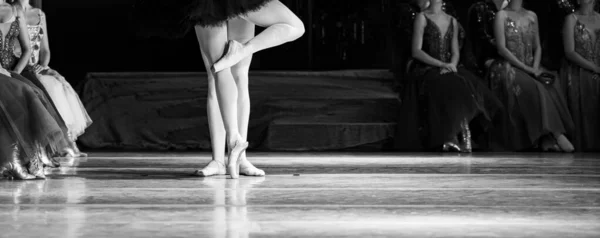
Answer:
xmin=242 ymin=0 xmax=302 ymax=28
xmin=194 ymin=25 xmax=229 ymax=66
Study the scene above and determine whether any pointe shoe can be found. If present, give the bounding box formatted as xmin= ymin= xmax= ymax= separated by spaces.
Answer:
xmin=227 ymin=140 xmax=249 ymax=179
xmin=2 ymin=144 xmax=36 ymax=180
xmin=192 ymin=160 xmax=226 ymax=177
xmin=71 ymin=141 xmax=88 ymax=157
xmin=554 ymin=134 xmax=574 ymax=153
xmin=211 ymin=40 xmax=246 ymax=73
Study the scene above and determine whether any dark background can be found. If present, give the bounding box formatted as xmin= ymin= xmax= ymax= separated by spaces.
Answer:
xmin=40 ymin=0 xmax=557 ymax=85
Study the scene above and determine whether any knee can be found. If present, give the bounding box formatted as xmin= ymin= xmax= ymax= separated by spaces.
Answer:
xmin=291 ymin=17 xmax=305 ymax=40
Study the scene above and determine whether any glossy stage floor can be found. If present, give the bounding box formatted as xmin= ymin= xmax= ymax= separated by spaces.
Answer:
xmin=1 ymin=152 xmax=599 ymax=238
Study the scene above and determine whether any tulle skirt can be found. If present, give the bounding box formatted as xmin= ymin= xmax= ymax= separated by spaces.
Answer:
xmin=0 ymin=74 xmax=70 ymax=164
xmin=36 ymin=72 xmax=92 ymax=140
xmin=394 ymin=65 xmax=501 ymax=151
xmin=560 ymin=60 xmax=600 ymax=151
xmin=132 ymin=0 xmax=273 ymax=38
xmin=488 ymin=60 xmax=574 ymax=151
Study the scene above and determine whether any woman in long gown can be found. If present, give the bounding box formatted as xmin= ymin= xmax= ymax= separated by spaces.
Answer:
xmin=134 ymin=0 xmax=304 ymax=178
xmin=488 ymin=0 xmax=575 ymax=152
xmin=12 ymin=0 xmax=92 ymax=157
xmin=467 ymin=0 xmax=508 ymax=75
xmin=560 ymin=0 xmax=600 ymax=151
xmin=394 ymin=0 xmax=501 ymax=152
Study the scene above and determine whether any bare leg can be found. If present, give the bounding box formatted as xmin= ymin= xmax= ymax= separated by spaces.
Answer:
xmin=212 ymin=0 xmax=305 ymax=72
xmin=228 ymin=17 xmax=265 ymax=177
xmin=194 ymin=25 xmax=248 ymax=179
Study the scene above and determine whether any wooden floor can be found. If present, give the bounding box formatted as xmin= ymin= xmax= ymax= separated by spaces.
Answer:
xmin=1 ymin=152 xmax=599 ymax=237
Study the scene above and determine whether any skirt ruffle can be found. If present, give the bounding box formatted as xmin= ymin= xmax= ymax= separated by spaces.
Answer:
xmin=132 ymin=0 xmax=273 ymax=38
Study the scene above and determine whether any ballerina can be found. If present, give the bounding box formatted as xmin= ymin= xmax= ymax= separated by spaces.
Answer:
xmin=134 ymin=0 xmax=304 ymax=178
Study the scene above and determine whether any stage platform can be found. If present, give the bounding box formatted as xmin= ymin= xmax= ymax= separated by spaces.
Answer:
xmin=77 ymin=70 xmax=399 ymax=151
xmin=1 ymin=152 xmax=599 ymax=237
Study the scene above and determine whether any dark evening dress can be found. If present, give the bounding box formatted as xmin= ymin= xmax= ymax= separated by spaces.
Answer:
xmin=394 ymin=16 xmax=501 ymax=151
xmin=487 ymin=16 xmax=574 ymax=151
xmin=132 ymin=0 xmax=274 ymax=38
xmin=560 ymin=15 xmax=600 ymax=151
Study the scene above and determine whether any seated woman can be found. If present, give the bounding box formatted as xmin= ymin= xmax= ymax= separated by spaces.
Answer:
xmin=394 ymin=0 xmax=501 ymax=152
xmin=0 ymin=67 xmax=71 ymax=180
xmin=0 ymin=0 xmax=71 ymax=161
xmin=13 ymin=0 xmax=92 ymax=157
xmin=560 ymin=0 xmax=600 ymax=151
xmin=488 ymin=0 xmax=575 ymax=152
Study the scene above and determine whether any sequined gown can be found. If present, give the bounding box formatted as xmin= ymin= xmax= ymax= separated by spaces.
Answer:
xmin=394 ymin=16 xmax=500 ymax=151
xmin=0 ymin=16 xmax=71 ymax=159
xmin=488 ymin=16 xmax=574 ymax=151
xmin=14 ymin=10 xmax=93 ymax=141
xmin=560 ymin=15 xmax=600 ymax=151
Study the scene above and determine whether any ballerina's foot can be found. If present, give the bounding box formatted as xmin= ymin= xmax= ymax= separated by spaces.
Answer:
xmin=239 ymin=160 xmax=265 ymax=177
xmin=555 ymin=134 xmax=574 ymax=153
xmin=211 ymin=40 xmax=247 ymax=73
xmin=227 ymin=141 xmax=249 ymax=179
xmin=192 ymin=160 xmax=226 ymax=177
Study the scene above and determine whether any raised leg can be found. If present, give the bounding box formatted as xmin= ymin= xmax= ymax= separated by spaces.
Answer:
xmin=194 ymin=25 xmax=248 ymax=179
xmin=228 ymin=17 xmax=265 ymax=177
xmin=212 ymin=0 xmax=305 ymax=73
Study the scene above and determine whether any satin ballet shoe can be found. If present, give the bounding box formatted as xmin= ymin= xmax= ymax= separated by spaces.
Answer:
xmin=227 ymin=140 xmax=249 ymax=179
xmin=239 ymin=159 xmax=266 ymax=177
xmin=71 ymin=141 xmax=88 ymax=157
xmin=2 ymin=144 xmax=36 ymax=180
xmin=211 ymin=40 xmax=246 ymax=73
xmin=192 ymin=160 xmax=226 ymax=177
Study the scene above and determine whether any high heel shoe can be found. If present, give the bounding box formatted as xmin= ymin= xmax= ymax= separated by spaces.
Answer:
xmin=443 ymin=137 xmax=462 ymax=153
xmin=2 ymin=144 xmax=36 ymax=180
xmin=460 ymin=119 xmax=473 ymax=153
xmin=36 ymin=143 xmax=60 ymax=168
xmin=27 ymin=153 xmax=46 ymax=180
xmin=227 ymin=140 xmax=249 ymax=179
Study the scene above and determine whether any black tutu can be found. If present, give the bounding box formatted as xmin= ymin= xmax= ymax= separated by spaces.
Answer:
xmin=132 ymin=0 xmax=273 ymax=38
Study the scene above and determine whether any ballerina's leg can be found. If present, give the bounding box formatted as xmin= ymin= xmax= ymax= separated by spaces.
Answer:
xmin=228 ymin=17 xmax=265 ymax=177
xmin=212 ymin=0 xmax=305 ymax=73
xmin=194 ymin=25 xmax=248 ymax=179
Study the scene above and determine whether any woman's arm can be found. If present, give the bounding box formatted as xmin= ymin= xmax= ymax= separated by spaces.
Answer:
xmin=38 ymin=9 xmax=50 ymax=67
xmin=530 ymin=12 xmax=542 ymax=71
xmin=493 ymin=10 xmax=536 ymax=75
xmin=411 ymin=13 xmax=448 ymax=68
xmin=14 ymin=10 xmax=32 ymax=74
xmin=450 ymin=17 xmax=460 ymax=66
xmin=562 ymin=14 xmax=600 ymax=73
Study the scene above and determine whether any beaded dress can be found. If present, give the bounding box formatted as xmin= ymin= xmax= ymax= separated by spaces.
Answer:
xmin=560 ymin=14 xmax=600 ymax=151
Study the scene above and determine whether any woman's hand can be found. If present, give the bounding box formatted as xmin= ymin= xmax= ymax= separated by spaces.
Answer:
xmin=440 ymin=63 xmax=457 ymax=74
xmin=530 ymin=67 xmax=543 ymax=77
xmin=0 ymin=68 xmax=10 ymax=77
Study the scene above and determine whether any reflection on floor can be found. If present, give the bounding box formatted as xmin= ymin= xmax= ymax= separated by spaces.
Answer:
xmin=1 ymin=152 xmax=599 ymax=237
